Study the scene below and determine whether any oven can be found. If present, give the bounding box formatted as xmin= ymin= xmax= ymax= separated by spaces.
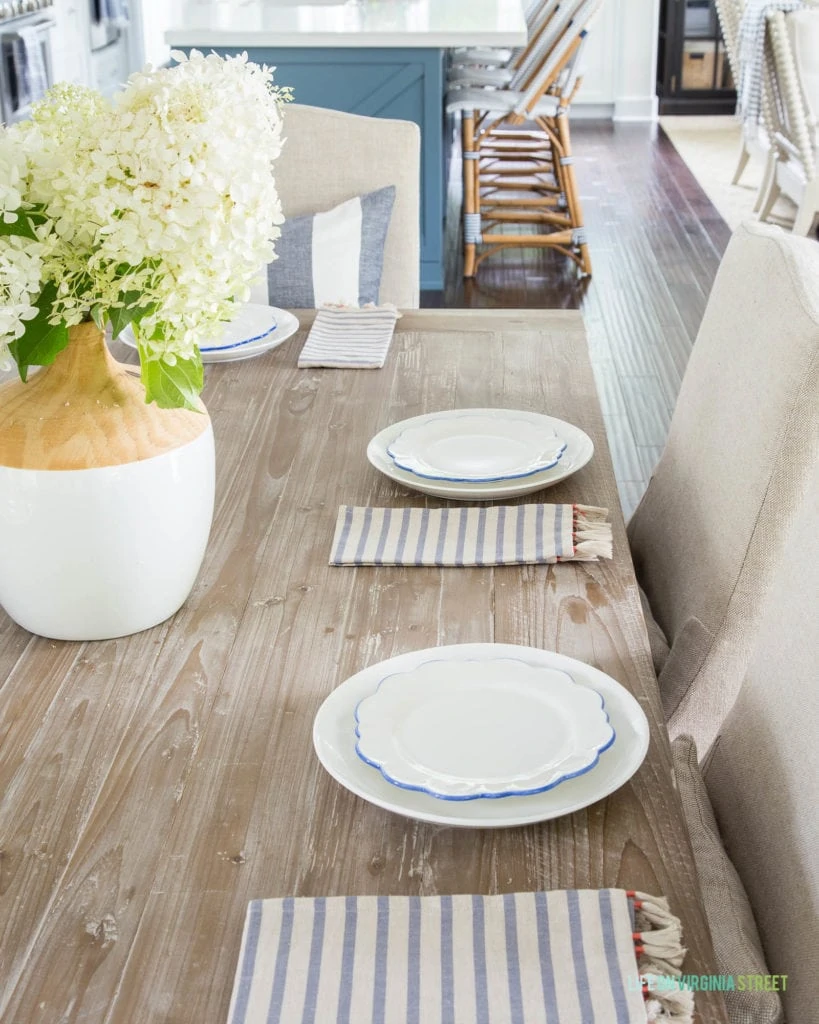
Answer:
xmin=0 ymin=0 xmax=56 ymax=125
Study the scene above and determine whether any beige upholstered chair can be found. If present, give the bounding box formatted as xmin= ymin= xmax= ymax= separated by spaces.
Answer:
xmin=628 ymin=221 xmax=819 ymax=756
xmin=272 ymin=104 xmax=421 ymax=309
xmin=672 ymin=468 xmax=819 ymax=1024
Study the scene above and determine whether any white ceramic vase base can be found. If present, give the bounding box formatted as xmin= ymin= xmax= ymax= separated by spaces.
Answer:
xmin=0 ymin=426 xmax=215 ymax=641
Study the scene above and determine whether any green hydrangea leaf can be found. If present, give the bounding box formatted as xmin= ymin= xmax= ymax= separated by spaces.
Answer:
xmin=139 ymin=350 xmax=204 ymax=412
xmin=0 ymin=205 xmax=47 ymax=241
xmin=108 ymin=290 xmax=156 ymax=340
xmin=0 ymin=212 xmax=37 ymax=240
xmin=7 ymin=282 xmax=70 ymax=382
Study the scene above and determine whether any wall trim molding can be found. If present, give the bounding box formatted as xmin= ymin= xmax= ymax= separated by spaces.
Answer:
xmin=613 ymin=94 xmax=660 ymax=122
xmin=572 ymin=103 xmax=616 ymax=120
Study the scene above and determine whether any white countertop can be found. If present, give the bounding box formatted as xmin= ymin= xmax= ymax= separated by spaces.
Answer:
xmin=165 ymin=0 xmax=528 ymax=49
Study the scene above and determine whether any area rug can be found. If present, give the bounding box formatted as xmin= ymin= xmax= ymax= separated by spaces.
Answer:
xmin=660 ymin=115 xmax=797 ymax=230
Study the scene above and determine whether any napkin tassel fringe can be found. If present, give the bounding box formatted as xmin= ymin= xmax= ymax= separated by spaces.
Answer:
xmin=631 ymin=891 xmax=695 ymax=1024
xmin=573 ymin=504 xmax=613 ymax=561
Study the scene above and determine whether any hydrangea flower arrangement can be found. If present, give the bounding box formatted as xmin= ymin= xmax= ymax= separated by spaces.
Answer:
xmin=0 ymin=50 xmax=289 ymax=409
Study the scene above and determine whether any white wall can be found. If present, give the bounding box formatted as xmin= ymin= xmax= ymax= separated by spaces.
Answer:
xmin=575 ymin=0 xmax=660 ymax=120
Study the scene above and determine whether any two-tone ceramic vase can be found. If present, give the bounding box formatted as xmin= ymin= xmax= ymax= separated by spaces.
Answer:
xmin=0 ymin=322 xmax=215 ymax=640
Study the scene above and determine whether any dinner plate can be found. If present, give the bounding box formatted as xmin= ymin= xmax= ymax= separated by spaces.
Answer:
xmin=367 ymin=409 xmax=594 ymax=500
xmin=117 ymin=304 xmax=299 ymax=364
xmin=354 ymin=658 xmax=614 ymax=800
xmin=313 ymin=643 xmax=650 ymax=828
xmin=386 ymin=412 xmax=567 ymax=483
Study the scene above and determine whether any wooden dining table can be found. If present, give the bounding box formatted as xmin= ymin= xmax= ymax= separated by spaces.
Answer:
xmin=0 ymin=309 xmax=726 ymax=1023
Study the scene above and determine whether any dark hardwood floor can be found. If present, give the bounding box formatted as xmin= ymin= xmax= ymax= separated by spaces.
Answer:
xmin=425 ymin=121 xmax=732 ymax=517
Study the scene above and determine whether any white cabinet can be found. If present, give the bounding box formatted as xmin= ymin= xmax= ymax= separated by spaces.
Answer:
xmin=90 ymin=28 xmax=131 ymax=95
xmin=574 ymin=0 xmax=661 ymax=121
xmin=51 ymin=0 xmax=146 ymax=94
xmin=572 ymin=0 xmax=616 ymax=108
xmin=52 ymin=1 xmax=91 ymax=86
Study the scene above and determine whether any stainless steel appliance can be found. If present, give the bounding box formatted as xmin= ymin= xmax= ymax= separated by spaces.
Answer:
xmin=0 ymin=0 xmax=56 ymax=124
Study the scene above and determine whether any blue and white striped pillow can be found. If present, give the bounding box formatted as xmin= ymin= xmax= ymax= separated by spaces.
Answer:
xmin=265 ymin=185 xmax=395 ymax=308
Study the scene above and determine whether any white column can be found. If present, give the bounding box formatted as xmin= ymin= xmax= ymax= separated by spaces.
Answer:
xmin=612 ymin=0 xmax=661 ymax=121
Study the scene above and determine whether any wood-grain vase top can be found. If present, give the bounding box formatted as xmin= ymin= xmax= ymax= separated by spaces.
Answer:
xmin=0 ymin=321 xmax=208 ymax=470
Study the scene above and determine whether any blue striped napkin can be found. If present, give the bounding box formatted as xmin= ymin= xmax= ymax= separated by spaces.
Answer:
xmin=329 ymin=504 xmax=612 ymax=566
xmin=298 ymin=305 xmax=400 ymax=369
xmin=227 ymin=890 xmax=692 ymax=1024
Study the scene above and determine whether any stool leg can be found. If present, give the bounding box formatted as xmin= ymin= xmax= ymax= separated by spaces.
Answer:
xmin=556 ymin=113 xmax=591 ymax=276
xmin=462 ymin=112 xmax=478 ymax=278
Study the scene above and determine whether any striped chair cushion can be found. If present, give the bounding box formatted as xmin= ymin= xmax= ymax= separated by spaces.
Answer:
xmin=264 ymin=186 xmax=396 ymax=309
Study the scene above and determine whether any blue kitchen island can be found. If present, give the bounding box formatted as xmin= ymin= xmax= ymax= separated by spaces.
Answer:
xmin=166 ymin=0 xmax=527 ymax=291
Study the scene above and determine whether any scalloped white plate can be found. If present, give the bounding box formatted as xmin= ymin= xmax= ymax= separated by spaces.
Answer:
xmin=313 ymin=643 xmax=650 ymax=828
xmin=118 ymin=304 xmax=299 ymax=363
xmin=354 ymin=658 xmax=614 ymax=800
xmin=367 ymin=409 xmax=594 ymax=501
xmin=386 ymin=412 xmax=567 ymax=482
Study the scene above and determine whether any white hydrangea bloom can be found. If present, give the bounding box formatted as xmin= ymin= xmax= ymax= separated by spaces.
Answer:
xmin=0 ymin=236 xmax=43 ymax=357
xmin=0 ymin=53 xmax=288 ymax=373
xmin=0 ymin=137 xmax=44 ymax=364
xmin=0 ymin=134 xmax=28 ymax=224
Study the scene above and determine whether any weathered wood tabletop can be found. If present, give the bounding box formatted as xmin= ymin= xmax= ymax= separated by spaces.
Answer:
xmin=0 ymin=309 xmax=725 ymax=1023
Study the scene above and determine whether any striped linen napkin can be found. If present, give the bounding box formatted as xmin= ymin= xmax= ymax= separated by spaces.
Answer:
xmin=329 ymin=504 xmax=612 ymax=566
xmin=298 ymin=305 xmax=400 ymax=369
xmin=226 ymin=890 xmax=693 ymax=1024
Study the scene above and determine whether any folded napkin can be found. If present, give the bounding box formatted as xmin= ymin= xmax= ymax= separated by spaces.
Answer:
xmin=329 ymin=503 xmax=612 ymax=566
xmin=227 ymin=889 xmax=693 ymax=1024
xmin=298 ymin=305 xmax=400 ymax=369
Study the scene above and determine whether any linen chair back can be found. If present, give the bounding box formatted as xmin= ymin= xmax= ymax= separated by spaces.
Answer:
xmin=627 ymin=221 xmax=819 ymax=755
xmin=768 ymin=10 xmax=817 ymax=179
xmin=274 ymin=104 xmax=420 ymax=309
xmin=786 ymin=10 xmax=819 ymax=150
xmin=704 ymin=470 xmax=819 ymax=1024
xmin=757 ymin=10 xmax=819 ymax=234
xmin=713 ymin=0 xmax=742 ymax=80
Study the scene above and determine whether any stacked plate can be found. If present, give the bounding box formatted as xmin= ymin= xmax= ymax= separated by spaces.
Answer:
xmin=368 ymin=408 xmax=594 ymax=499
xmin=313 ymin=644 xmax=650 ymax=828
xmin=118 ymin=303 xmax=299 ymax=364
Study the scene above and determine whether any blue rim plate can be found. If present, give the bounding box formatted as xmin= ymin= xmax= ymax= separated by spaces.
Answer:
xmin=367 ymin=411 xmax=595 ymax=502
xmin=116 ymin=305 xmax=299 ymax=364
xmin=196 ymin=303 xmax=278 ymax=352
xmin=353 ymin=657 xmax=615 ymax=801
xmin=385 ymin=410 xmax=569 ymax=483
xmin=313 ymin=643 xmax=649 ymax=828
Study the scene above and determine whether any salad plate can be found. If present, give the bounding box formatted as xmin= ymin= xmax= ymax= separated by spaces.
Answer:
xmin=367 ymin=409 xmax=594 ymax=501
xmin=354 ymin=658 xmax=614 ymax=800
xmin=313 ymin=643 xmax=650 ymax=828
xmin=118 ymin=304 xmax=299 ymax=364
xmin=385 ymin=412 xmax=567 ymax=483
